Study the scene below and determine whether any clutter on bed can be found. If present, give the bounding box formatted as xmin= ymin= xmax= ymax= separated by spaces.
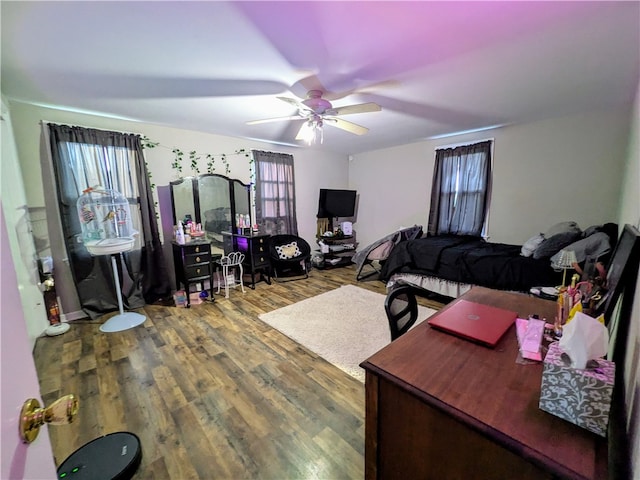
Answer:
xmin=378 ymin=221 xmax=619 ymax=299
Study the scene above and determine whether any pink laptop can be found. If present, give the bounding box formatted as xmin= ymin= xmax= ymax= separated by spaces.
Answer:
xmin=427 ymin=299 xmax=518 ymax=348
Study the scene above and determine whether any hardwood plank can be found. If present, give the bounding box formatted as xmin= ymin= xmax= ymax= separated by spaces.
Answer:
xmin=32 ymin=265 xmax=441 ymax=478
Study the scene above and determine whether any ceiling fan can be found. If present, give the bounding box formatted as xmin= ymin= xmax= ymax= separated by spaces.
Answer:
xmin=247 ymin=90 xmax=381 ymax=144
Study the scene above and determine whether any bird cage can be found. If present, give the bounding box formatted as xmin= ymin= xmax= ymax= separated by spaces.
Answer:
xmin=76 ymin=187 xmax=137 ymax=256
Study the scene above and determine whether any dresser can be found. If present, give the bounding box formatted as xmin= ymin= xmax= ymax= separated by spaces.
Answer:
xmin=222 ymin=232 xmax=271 ymax=288
xmin=172 ymin=240 xmax=218 ymax=307
xmin=360 ymin=287 xmax=608 ymax=480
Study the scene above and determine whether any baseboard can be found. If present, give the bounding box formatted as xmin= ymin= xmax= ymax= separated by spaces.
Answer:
xmin=61 ymin=310 xmax=88 ymax=322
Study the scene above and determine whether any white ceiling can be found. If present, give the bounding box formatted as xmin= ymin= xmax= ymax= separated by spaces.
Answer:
xmin=2 ymin=1 xmax=639 ymax=155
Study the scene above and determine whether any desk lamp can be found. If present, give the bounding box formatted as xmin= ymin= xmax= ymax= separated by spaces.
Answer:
xmin=553 ymin=249 xmax=578 ymax=287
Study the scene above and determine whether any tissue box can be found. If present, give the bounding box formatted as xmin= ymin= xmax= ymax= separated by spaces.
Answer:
xmin=539 ymin=342 xmax=615 ymax=436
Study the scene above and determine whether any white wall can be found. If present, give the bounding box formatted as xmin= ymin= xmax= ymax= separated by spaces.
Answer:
xmin=351 ymin=107 xmax=630 ymax=248
xmin=1 ymin=98 xmax=49 ymax=347
xmin=349 ymin=142 xmax=434 ymax=244
xmin=616 ymin=78 xmax=640 ymax=479
xmin=8 ymin=100 xmax=348 ymax=314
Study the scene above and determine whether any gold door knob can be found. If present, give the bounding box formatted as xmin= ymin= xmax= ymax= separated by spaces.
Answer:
xmin=20 ymin=394 xmax=78 ymax=443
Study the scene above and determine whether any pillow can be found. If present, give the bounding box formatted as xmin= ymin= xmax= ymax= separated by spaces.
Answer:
xmin=582 ymin=224 xmax=602 ymax=238
xmin=544 ymin=221 xmax=581 ymax=238
xmin=276 ymin=242 xmax=301 ymax=260
xmin=533 ymin=231 xmax=582 ymax=259
xmin=520 ymin=233 xmax=544 ymax=257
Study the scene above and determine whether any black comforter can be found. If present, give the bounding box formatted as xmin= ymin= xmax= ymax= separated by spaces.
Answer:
xmin=379 ymin=235 xmax=562 ymax=291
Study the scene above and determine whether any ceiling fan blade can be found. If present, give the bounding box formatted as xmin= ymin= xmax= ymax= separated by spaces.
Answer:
xmin=326 ymin=102 xmax=381 ymax=116
xmin=277 ymin=96 xmax=303 ymax=107
xmin=246 ymin=115 xmax=302 ymax=125
xmin=277 ymin=95 xmax=316 ymax=114
xmin=325 ymin=117 xmax=369 ymax=136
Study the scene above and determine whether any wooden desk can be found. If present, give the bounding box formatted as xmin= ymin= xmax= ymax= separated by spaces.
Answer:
xmin=360 ymin=286 xmax=608 ymax=480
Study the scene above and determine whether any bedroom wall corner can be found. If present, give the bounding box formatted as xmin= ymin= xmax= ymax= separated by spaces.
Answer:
xmin=348 ymin=142 xmax=432 ymax=247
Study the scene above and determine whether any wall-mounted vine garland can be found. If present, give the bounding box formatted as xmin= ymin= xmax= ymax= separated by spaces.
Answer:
xmin=140 ymin=136 xmax=256 ymax=218
xmin=140 ymin=136 xmax=253 ymax=181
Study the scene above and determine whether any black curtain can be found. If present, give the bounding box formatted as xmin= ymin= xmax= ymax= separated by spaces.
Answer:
xmin=427 ymin=141 xmax=492 ymax=237
xmin=48 ymin=124 xmax=170 ymax=318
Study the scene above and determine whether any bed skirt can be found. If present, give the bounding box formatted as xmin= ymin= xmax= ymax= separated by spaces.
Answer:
xmin=387 ymin=273 xmax=473 ymax=299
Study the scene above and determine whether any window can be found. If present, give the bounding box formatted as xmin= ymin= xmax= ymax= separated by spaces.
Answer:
xmin=46 ymin=124 xmax=170 ymax=316
xmin=427 ymin=140 xmax=492 ymax=237
xmin=253 ymin=150 xmax=298 ymax=235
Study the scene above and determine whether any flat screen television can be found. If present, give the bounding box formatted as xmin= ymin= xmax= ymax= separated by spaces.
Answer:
xmin=317 ymin=189 xmax=357 ymax=218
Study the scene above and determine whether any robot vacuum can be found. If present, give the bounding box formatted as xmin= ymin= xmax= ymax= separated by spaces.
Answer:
xmin=57 ymin=432 xmax=142 ymax=480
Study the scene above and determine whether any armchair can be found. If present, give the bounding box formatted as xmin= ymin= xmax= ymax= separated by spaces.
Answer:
xmin=269 ymin=234 xmax=311 ymax=282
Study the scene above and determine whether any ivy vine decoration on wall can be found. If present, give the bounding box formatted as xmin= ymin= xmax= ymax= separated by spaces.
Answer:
xmin=140 ymin=136 xmax=160 ymax=217
xmin=140 ymin=135 xmax=252 ymax=179
xmin=171 ymin=148 xmax=184 ymax=174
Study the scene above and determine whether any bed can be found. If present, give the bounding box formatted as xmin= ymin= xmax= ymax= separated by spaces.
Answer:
xmin=373 ymin=222 xmax=618 ymax=299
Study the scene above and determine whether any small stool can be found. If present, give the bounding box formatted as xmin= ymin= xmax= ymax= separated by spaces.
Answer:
xmin=216 ymin=252 xmax=246 ymax=298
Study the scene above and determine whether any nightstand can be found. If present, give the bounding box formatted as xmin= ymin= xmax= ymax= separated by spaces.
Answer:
xmin=172 ymin=240 xmax=219 ymax=307
xmin=222 ymin=232 xmax=271 ymax=288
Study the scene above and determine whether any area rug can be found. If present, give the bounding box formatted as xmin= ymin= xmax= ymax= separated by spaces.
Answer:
xmin=258 ymin=285 xmax=437 ymax=382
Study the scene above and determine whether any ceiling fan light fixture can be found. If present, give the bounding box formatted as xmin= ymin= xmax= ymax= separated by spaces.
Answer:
xmin=299 ymin=117 xmax=323 ymax=145
xmin=251 ymin=90 xmax=380 ymax=145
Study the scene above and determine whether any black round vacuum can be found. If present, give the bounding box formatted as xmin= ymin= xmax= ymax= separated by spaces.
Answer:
xmin=57 ymin=432 xmax=142 ymax=480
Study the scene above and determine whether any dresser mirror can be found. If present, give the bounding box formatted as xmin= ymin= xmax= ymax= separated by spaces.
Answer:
xmin=170 ymin=174 xmax=251 ymax=253
xmin=170 ymin=177 xmax=195 ymax=226
xmin=233 ymin=179 xmax=251 ymax=226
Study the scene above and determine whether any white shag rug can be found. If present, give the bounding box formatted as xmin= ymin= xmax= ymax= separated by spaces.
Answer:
xmin=258 ymin=284 xmax=436 ymax=382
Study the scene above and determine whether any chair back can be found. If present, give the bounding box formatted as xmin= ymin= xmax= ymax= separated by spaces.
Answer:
xmin=269 ymin=234 xmax=311 ymax=260
xmin=385 ymin=285 xmax=419 ymax=341
xmin=221 ymin=251 xmax=245 ymax=266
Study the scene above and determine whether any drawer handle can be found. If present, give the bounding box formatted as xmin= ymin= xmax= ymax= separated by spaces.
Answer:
xmin=260 ymin=257 xmax=264 ymax=262
xmin=259 ymin=247 xmax=264 ymax=252
xmin=195 ymin=268 xmax=201 ymax=274
xmin=195 ymin=246 xmax=200 ymax=253
xmin=196 ymin=256 xmax=201 ymax=262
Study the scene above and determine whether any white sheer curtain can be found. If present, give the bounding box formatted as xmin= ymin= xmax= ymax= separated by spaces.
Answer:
xmin=63 ymin=142 xmax=138 ymax=199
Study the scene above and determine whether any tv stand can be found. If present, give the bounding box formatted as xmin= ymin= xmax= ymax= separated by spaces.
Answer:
xmin=316 ymin=233 xmax=358 ymax=269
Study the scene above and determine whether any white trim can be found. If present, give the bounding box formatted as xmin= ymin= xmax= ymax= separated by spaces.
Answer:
xmin=428 ymin=124 xmax=507 ymax=140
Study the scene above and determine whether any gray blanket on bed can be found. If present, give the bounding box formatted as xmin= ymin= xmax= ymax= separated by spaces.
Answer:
xmin=352 ymin=225 xmax=423 ymax=272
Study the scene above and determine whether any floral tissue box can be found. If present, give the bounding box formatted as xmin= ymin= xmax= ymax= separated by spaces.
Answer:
xmin=539 ymin=342 xmax=615 ymax=437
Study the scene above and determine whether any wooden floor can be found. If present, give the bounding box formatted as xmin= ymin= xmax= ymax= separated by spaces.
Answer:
xmin=33 ymin=265 xmax=444 ymax=479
